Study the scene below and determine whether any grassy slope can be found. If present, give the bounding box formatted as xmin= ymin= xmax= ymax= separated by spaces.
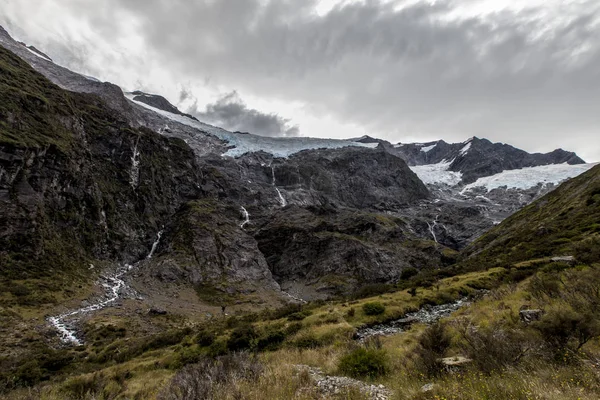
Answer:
xmin=461 ymin=163 xmax=600 ymax=269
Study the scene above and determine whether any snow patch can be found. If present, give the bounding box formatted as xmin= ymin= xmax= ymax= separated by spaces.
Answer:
xmin=126 ymin=93 xmax=378 ymax=158
xmin=421 ymin=144 xmax=437 ymax=153
xmin=23 ymin=46 xmax=52 ymax=62
xmin=459 ymin=142 xmax=472 ymax=156
xmin=461 ymin=163 xmax=597 ymax=193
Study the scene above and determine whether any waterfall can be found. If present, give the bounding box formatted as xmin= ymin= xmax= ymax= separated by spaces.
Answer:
xmin=271 ymin=165 xmax=287 ymax=207
xmin=240 ymin=206 xmax=250 ymax=228
xmin=147 ymin=230 xmax=164 ymax=259
xmin=129 ymin=140 xmax=141 ymax=188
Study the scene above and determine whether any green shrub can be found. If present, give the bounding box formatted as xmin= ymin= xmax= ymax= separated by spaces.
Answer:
xmin=362 ymin=302 xmax=386 ymax=316
xmin=351 ymin=283 xmax=394 ymax=299
xmin=400 ymin=267 xmax=418 ymax=280
xmin=195 ymin=329 xmax=215 ymax=347
xmin=287 ymin=310 xmax=312 ymax=321
xmin=415 ymin=322 xmax=451 ymax=377
xmin=227 ymin=325 xmax=258 ymax=352
xmin=338 ymin=347 xmax=388 ymax=378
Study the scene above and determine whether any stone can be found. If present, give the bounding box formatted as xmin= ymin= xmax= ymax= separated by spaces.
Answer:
xmin=520 ymin=309 xmax=544 ymax=324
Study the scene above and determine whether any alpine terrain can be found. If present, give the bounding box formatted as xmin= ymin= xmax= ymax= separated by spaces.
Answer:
xmin=1 ymin=23 xmax=599 ymax=400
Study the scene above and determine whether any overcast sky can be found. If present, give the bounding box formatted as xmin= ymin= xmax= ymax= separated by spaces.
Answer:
xmin=2 ymin=0 xmax=599 ymax=161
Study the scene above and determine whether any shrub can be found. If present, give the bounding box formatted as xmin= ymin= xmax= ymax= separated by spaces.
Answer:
xmin=227 ymin=325 xmax=258 ymax=352
xmin=158 ymin=353 xmax=262 ymax=400
xmin=362 ymin=302 xmax=386 ymax=316
xmin=195 ymin=329 xmax=215 ymax=347
xmin=400 ymin=267 xmax=418 ymax=280
xmin=287 ymin=310 xmax=312 ymax=321
xmin=415 ymin=322 xmax=451 ymax=377
xmin=351 ymin=283 xmax=394 ymax=299
xmin=457 ymin=320 xmax=533 ymax=374
xmin=338 ymin=347 xmax=388 ymax=378
xmin=256 ymin=330 xmax=286 ymax=351
xmin=533 ymin=306 xmax=600 ymax=356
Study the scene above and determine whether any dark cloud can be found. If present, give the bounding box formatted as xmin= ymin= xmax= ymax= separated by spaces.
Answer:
xmin=189 ymin=91 xmax=299 ymax=137
xmin=2 ymin=0 xmax=600 ymax=160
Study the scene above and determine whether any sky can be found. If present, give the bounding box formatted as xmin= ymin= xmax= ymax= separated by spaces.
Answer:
xmin=1 ymin=0 xmax=599 ymax=161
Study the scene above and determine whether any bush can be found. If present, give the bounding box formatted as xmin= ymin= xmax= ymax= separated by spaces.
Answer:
xmin=415 ymin=322 xmax=451 ymax=377
xmin=362 ymin=302 xmax=386 ymax=316
xmin=533 ymin=306 xmax=600 ymax=356
xmin=351 ymin=284 xmax=394 ymax=299
xmin=457 ymin=320 xmax=533 ymax=374
xmin=158 ymin=353 xmax=262 ymax=400
xmin=338 ymin=347 xmax=388 ymax=378
xmin=227 ymin=325 xmax=258 ymax=352
xmin=195 ymin=329 xmax=215 ymax=347
xmin=287 ymin=310 xmax=312 ymax=321
xmin=400 ymin=267 xmax=418 ymax=280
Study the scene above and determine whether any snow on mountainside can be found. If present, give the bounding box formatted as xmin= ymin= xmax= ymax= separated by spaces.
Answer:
xmin=126 ymin=93 xmax=378 ymax=158
xmin=461 ymin=163 xmax=599 ymax=193
xmin=410 ymin=161 xmax=462 ymax=186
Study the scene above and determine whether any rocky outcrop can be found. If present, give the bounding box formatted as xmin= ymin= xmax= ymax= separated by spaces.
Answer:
xmin=142 ymin=199 xmax=279 ymax=292
xmin=255 ymin=206 xmax=453 ymax=297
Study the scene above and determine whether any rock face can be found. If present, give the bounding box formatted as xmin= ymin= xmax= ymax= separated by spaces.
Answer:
xmin=0 ymin=45 xmax=202 ymax=282
xmin=255 ymin=206 xmax=452 ymax=298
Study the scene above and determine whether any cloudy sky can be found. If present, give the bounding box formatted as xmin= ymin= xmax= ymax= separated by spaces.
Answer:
xmin=2 ymin=0 xmax=599 ymax=161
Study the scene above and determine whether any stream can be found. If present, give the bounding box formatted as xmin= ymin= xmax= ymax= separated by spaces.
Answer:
xmin=47 ymin=231 xmax=163 ymax=345
xmin=354 ymin=298 xmax=469 ymax=342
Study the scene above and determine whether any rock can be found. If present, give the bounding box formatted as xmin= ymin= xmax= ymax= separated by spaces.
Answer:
xmin=440 ymin=356 xmax=472 ymax=367
xmin=421 ymin=383 xmax=435 ymax=392
xmin=147 ymin=308 xmax=167 ymax=316
xmin=551 ymin=256 xmax=576 ymax=264
xmin=520 ymin=309 xmax=544 ymax=324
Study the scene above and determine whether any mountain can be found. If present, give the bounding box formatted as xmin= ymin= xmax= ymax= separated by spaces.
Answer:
xmin=393 ymin=137 xmax=585 ymax=184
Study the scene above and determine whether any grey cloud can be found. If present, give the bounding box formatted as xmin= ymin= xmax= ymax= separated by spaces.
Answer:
xmin=189 ymin=91 xmax=299 ymax=137
xmin=3 ymin=0 xmax=600 ymax=160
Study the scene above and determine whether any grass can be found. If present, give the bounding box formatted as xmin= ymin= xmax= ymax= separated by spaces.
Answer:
xmin=2 ymin=261 xmax=600 ymax=399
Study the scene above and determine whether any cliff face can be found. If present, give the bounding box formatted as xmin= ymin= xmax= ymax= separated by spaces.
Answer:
xmin=0 ymin=45 xmax=203 ymax=285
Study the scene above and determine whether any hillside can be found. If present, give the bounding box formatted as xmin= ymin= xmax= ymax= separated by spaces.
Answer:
xmin=462 ymin=163 xmax=600 ymax=268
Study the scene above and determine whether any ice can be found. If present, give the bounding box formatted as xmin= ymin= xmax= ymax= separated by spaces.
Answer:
xmin=126 ymin=94 xmax=379 ymax=158
xmin=461 ymin=163 xmax=598 ymax=193
xmin=410 ymin=160 xmax=463 ymax=186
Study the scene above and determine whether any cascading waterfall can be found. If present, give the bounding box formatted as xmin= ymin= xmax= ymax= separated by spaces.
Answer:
xmin=240 ymin=206 xmax=250 ymax=228
xmin=147 ymin=229 xmax=164 ymax=259
xmin=427 ymin=214 xmax=440 ymax=243
xmin=129 ymin=138 xmax=141 ymax=188
xmin=271 ymin=165 xmax=287 ymax=207
xmin=48 ymin=229 xmax=164 ymax=345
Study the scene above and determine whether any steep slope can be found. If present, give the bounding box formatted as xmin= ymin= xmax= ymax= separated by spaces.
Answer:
xmin=0 ymin=43 xmax=203 ymax=293
xmin=462 ymin=164 xmax=600 ymax=268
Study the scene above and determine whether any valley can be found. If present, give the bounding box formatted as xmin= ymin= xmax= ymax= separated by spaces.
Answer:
xmin=1 ymin=23 xmax=600 ymax=400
